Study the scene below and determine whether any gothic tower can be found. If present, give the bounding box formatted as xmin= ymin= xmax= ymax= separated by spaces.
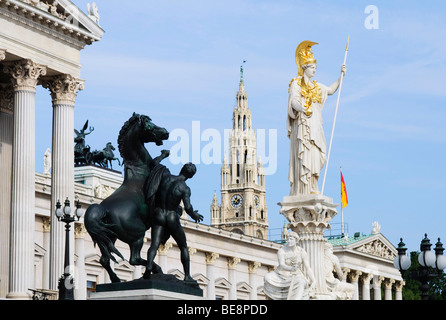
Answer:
xmin=211 ymin=65 xmax=268 ymax=239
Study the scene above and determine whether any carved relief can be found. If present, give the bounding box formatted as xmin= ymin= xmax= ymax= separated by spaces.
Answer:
xmin=94 ymin=182 xmax=115 ymax=199
xmin=355 ymin=239 xmax=396 ymax=260
xmin=20 ymin=0 xmax=66 ymax=20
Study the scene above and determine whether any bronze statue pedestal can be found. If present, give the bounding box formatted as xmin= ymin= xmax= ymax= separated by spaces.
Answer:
xmin=89 ymin=274 xmax=204 ymax=300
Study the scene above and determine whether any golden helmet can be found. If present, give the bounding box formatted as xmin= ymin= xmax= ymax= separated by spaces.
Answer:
xmin=295 ymin=40 xmax=318 ymax=76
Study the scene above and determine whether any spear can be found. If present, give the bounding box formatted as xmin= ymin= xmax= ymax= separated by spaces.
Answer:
xmin=321 ymin=36 xmax=349 ymax=195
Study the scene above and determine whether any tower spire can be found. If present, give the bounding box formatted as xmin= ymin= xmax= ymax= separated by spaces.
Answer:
xmin=211 ymin=64 xmax=268 ymax=239
xmin=239 ymin=60 xmax=246 ymax=91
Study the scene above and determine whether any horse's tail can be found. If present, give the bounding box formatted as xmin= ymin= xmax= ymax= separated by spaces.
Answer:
xmin=84 ymin=204 xmax=124 ymax=263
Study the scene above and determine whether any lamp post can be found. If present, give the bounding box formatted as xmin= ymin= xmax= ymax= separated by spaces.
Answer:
xmin=394 ymin=234 xmax=446 ymax=300
xmin=55 ymin=198 xmax=84 ymax=300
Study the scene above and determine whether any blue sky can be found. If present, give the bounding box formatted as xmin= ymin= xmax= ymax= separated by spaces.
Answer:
xmin=34 ymin=0 xmax=446 ymax=253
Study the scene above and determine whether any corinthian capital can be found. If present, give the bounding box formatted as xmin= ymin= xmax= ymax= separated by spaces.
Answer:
xmin=0 ymin=83 xmax=14 ymax=114
xmin=3 ymin=59 xmax=47 ymax=91
xmin=42 ymin=74 xmax=84 ymax=105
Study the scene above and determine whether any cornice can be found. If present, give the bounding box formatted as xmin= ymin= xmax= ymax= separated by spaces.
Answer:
xmin=0 ymin=0 xmax=102 ymax=49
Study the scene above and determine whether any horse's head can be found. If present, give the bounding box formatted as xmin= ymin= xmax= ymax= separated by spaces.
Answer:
xmin=137 ymin=114 xmax=169 ymax=146
xmin=106 ymin=142 xmax=115 ymax=150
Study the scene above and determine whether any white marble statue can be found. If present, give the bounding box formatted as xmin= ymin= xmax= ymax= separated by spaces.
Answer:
xmin=264 ymin=231 xmax=315 ymax=300
xmin=323 ymin=243 xmax=355 ymax=300
xmin=43 ymin=148 xmax=51 ymax=175
xmin=371 ymin=221 xmax=381 ymax=234
xmin=287 ymin=41 xmax=346 ymax=195
xmin=87 ymin=2 xmax=100 ymax=25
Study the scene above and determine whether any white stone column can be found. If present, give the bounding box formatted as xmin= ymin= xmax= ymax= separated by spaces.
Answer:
xmin=3 ymin=59 xmax=47 ymax=299
xmin=0 ymin=78 xmax=14 ymax=299
xmin=158 ymin=243 xmax=173 ymax=272
xmin=248 ymin=261 xmax=260 ymax=300
xmin=394 ymin=280 xmax=404 ymax=300
xmin=227 ymin=257 xmax=240 ymax=300
xmin=205 ymin=252 xmax=219 ymax=300
xmin=42 ymin=74 xmax=83 ymax=291
xmin=373 ymin=276 xmax=384 ymax=300
xmin=383 ymin=278 xmax=395 ymax=300
xmin=42 ymin=217 xmax=51 ymax=290
xmin=74 ymin=223 xmax=87 ymax=300
xmin=361 ymin=273 xmax=373 ymax=300
xmin=133 ymin=266 xmax=142 ymax=279
xmin=348 ymin=270 xmax=361 ymax=300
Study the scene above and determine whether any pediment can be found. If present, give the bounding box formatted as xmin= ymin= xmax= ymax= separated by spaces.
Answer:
xmin=114 ymin=259 xmax=134 ymax=272
xmin=236 ymin=281 xmax=252 ymax=293
xmin=192 ymin=273 xmax=209 ymax=285
xmin=1 ymin=0 xmax=104 ymax=46
xmin=85 ymin=253 xmax=102 ymax=267
xmin=34 ymin=242 xmax=46 ymax=257
xmin=215 ymin=277 xmax=231 ymax=289
xmin=350 ymin=234 xmax=397 ymax=261
xmin=168 ymin=268 xmax=184 ymax=280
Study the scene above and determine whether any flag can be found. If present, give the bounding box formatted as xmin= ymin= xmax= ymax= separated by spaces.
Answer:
xmin=341 ymin=170 xmax=348 ymax=208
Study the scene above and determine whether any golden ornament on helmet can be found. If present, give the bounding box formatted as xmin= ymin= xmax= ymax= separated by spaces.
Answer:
xmin=295 ymin=40 xmax=318 ymax=76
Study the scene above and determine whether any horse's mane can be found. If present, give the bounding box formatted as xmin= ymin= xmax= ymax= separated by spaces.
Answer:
xmin=117 ymin=113 xmax=141 ymax=159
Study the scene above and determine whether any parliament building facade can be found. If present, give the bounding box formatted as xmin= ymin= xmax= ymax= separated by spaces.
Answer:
xmin=0 ymin=0 xmax=404 ymax=300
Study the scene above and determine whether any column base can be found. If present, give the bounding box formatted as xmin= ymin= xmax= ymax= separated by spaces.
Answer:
xmin=6 ymin=292 xmax=31 ymax=300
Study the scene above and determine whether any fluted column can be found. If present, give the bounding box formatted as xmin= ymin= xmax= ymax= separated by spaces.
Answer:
xmin=361 ymin=273 xmax=373 ymax=300
xmin=74 ymin=223 xmax=87 ymax=300
xmin=227 ymin=257 xmax=240 ymax=300
xmin=248 ymin=261 xmax=260 ymax=300
xmin=373 ymin=276 xmax=384 ymax=300
xmin=348 ymin=270 xmax=361 ymax=300
xmin=42 ymin=217 xmax=51 ymax=290
xmin=42 ymin=74 xmax=83 ymax=291
xmin=383 ymin=278 xmax=395 ymax=300
xmin=0 ymin=75 xmax=14 ymax=299
xmin=205 ymin=252 xmax=219 ymax=300
xmin=3 ymin=59 xmax=47 ymax=299
xmin=394 ymin=280 xmax=404 ymax=300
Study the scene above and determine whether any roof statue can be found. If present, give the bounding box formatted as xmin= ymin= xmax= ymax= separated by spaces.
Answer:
xmin=87 ymin=2 xmax=100 ymax=25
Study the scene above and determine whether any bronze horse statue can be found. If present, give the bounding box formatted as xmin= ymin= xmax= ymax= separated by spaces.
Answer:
xmin=91 ymin=142 xmax=121 ymax=169
xmin=84 ymin=113 xmax=169 ymax=283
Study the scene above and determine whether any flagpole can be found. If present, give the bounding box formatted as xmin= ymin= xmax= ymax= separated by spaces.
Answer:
xmin=340 ymin=166 xmax=345 ymax=237
xmin=321 ymin=36 xmax=349 ymax=195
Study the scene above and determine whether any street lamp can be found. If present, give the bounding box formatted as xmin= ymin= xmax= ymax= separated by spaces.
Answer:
xmin=55 ymin=198 xmax=84 ymax=300
xmin=394 ymin=234 xmax=446 ymax=300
